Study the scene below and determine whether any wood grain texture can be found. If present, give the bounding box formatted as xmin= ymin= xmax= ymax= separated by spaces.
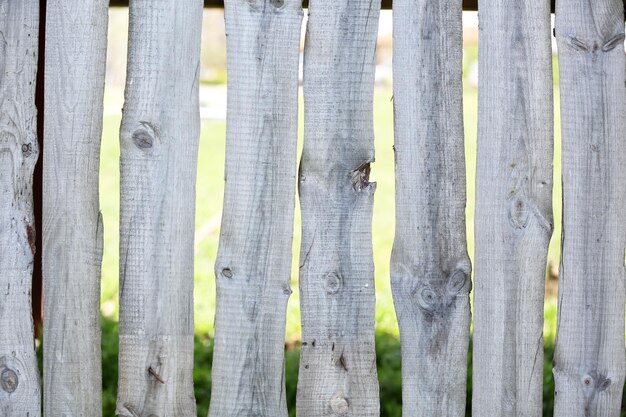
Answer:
xmin=390 ymin=0 xmax=470 ymax=415
xmin=208 ymin=0 xmax=302 ymax=416
xmin=42 ymin=1 xmax=108 ymax=415
xmin=116 ymin=1 xmax=203 ymax=416
xmin=472 ymin=1 xmax=553 ymax=416
xmin=0 ymin=1 xmax=41 ymax=415
xmin=296 ymin=0 xmax=381 ymax=415
xmin=553 ymin=1 xmax=626 ymax=415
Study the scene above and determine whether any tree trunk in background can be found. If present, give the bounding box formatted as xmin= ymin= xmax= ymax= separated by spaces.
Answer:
xmin=208 ymin=0 xmax=302 ymax=416
xmin=390 ymin=0 xmax=470 ymax=416
xmin=296 ymin=0 xmax=381 ymax=415
xmin=472 ymin=1 xmax=553 ymax=416
xmin=42 ymin=1 xmax=108 ymax=415
xmin=116 ymin=1 xmax=203 ymax=416
xmin=0 ymin=1 xmax=41 ymax=415
xmin=553 ymin=1 xmax=626 ymax=415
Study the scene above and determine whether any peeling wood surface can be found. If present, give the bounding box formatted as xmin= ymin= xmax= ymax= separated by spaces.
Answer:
xmin=207 ymin=0 xmax=302 ymax=416
xmin=296 ymin=0 xmax=381 ymax=415
xmin=553 ymin=1 xmax=626 ymax=416
xmin=116 ymin=1 xmax=203 ymax=416
xmin=0 ymin=1 xmax=41 ymax=415
xmin=472 ymin=1 xmax=553 ymax=416
xmin=390 ymin=0 xmax=470 ymax=415
xmin=42 ymin=1 xmax=108 ymax=415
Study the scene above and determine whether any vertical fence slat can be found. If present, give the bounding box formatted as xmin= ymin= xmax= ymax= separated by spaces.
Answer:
xmin=116 ymin=1 xmax=203 ymax=415
xmin=553 ymin=1 xmax=626 ymax=415
xmin=390 ymin=0 xmax=470 ymax=415
xmin=42 ymin=1 xmax=108 ymax=414
xmin=208 ymin=0 xmax=302 ymax=416
xmin=296 ymin=0 xmax=381 ymax=415
xmin=472 ymin=1 xmax=553 ymax=416
xmin=0 ymin=1 xmax=41 ymax=415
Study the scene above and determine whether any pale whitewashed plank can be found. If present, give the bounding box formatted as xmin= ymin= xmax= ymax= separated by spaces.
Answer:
xmin=116 ymin=1 xmax=203 ymax=415
xmin=208 ymin=0 xmax=302 ymax=416
xmin=391 ymin=0 xmax=470 ymax=415
xmin=0 ymin=1 xmax=41 ymax=415
xmin=42 ymin=1 xmax=108 ymax=415
xmin=472 ymin=1 xmax=553 ymax=416
xmin=296 ymin=0 xmax=381 ymax=415
xmin=553 ymin=1 xmax=626 ymax=415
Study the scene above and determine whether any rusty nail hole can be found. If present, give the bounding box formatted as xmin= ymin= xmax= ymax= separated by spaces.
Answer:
xmin=26 ymin=225 xmax=36 ymax=255
xmin=148 ymin=367 xmax=165 ymax=384
xmin=339 ymin=354 xmax=348 ymax=371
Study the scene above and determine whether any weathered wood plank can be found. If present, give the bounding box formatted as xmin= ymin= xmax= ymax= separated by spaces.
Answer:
xmin=296 ymin=0 xmax=381 ymax=415
xmin=472 ymin=1 xmax=553 ymax=416
xmin=553 ymin=1 xmax=626 ymax=415
xmin=390 ymin=0 xmax=470 ymax=416
xmin=116 ymin=1 xmax=203 ymax=416
xmin=208 ymin=1 xmax=302 ymax=416
xmin=42 ymin=1 xmax=108 ymax=415
xmin=0 ymin=1 xmax=41 ymax=415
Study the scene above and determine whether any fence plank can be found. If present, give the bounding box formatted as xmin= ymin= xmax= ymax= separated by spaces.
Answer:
xmin=296 ymin=0 xmax=381 ymax=415
xmin=553 ymin=1 xmax=626 ymax=415
xmin=116 ymin=1 xmax=203 ymax=415
xmin=208 ymin=1 xmax=302 ymax=416
xmin=390 ymin=0 xmax=470 ymax=415
xmin=0 ymin=1 xmax=41 ymax=415
xmin=42 ymin=1 xmax=108 ymax=414
xmin=472 ymin=1 xmax=553 ymax=416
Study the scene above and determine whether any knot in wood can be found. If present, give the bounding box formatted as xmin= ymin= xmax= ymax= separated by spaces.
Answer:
xmin=0 ymin=368 xmax=18 ymax=393
xmin=132 ymin=129 xmax=154 ymax=149
xmin=447 ymin=269 xmax=469 ymax=295
xmin=21 ymin=143 xmax=32 ymax=156
xmin=598 ymin=377 xmax=612 ymax=391
xmin=330 ymin=392 xmax=349 ymax=415
xmin=508 ymin=196 xmax=529 ymax=229
xmin=349 ymin=162 xmax=373 ymax=192
xmin=324 ymin=272 xmax=342 ymax=294
xmin=416 ymin=285 xmax=439 ymax=311
xmin=221 ymin=267 xmax=233 ymax=278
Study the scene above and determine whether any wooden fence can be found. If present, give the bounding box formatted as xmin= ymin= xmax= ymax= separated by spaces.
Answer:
xmin=0 ymin=0 xmax=625 ymax=416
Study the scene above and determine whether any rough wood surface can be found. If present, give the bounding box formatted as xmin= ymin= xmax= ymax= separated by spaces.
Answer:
xmin=296 ymin=0 xmax=381 ymax=415
xmin=42 ymin=1 xmax=108 ymax=415
xmin=0 ymin=1 xmax=41 ymax=415
xmin=553 ymin=1 xmax=626 ymax=415
xmin=472 ymin=1 xmax=553 ymax=416
xmin=390 ymin=0 xmax=470 ymax=415
xmin=116 ymin=1 xmax=203 ymax=416
xmin=208 ymin=0 xmax=302 ymax=416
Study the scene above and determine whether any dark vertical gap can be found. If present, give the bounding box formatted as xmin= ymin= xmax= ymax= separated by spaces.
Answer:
xmin=33 ymin=0 xmax=46 ymax=339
